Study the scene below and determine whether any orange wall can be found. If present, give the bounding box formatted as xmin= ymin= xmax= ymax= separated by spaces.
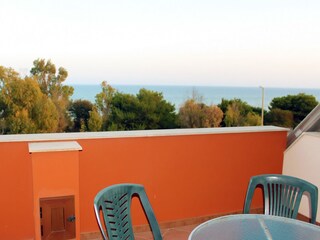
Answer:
xmin=78 ymin=131 xmax=287 ymax=232
xmin=0 ymin=142 xmax=34 ymax=240
xmin=31 ymin=151 xmax=80 ymax=240
xmin=0 ymin=130 xmax=287 ymax=238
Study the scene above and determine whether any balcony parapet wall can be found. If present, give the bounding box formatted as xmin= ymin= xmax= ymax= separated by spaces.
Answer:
xmin=0 ymin=126 xmax=288 ymax=239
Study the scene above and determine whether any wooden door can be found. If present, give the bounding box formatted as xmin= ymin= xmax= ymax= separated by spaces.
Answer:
xmin=40 ymin=196 xmax=75 ymax=240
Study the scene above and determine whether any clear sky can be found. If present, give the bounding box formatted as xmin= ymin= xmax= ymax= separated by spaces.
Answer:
xmin=1 ymin=0 xmax=320 ymax=88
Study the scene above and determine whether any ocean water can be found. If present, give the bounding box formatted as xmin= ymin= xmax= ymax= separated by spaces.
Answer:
xmin=70 ymin=84 xmax=320 ymax=110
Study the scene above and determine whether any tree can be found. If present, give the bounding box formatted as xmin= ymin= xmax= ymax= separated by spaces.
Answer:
xmin=0 ymin=66 xmax=59 ymax=133
xmin=224 ymin=101 xmax=242 ymax=127
xmin=220 ymin=98 xmax=261 ymax=127
xmin=269 ymin=93 xmax=318 ymax=128
xmin=218 ymin=98 xmax=255 ymax=127
xmin=95 ymin=85 xmax=177 ymax=130
xmin=179 ymin=99 xmax=204 ymax=128
xmin=30 ymin=59 xmax=74 ymax=131
xmin=178 ymin=99 xmax=223 ymax=128
xmin=244 ymin=112 xmax=262 ymax=126
xmin=69 ymin=99 xmax=93 ymax=132
xmin=107 ymin=92 xmax=141 ymax=130
xmin=203 ymin=105 xmax=224 ymax=127
xmin=32 ymin=94 xmax=60 ymax=132
xmin=264 ymin=108 xmax=294 ymax=128
xmin=95 ymin=81 xmax=116 ymax=129
xmin=30 ymin=59 xmax=68 ymax=95
xmin=137 ymin=89 xmax=177 ymax=129
xmin=88 ymin=106 xmax=103 ymax=131
xmin=108 ymin=89 xmax=177 ymax=130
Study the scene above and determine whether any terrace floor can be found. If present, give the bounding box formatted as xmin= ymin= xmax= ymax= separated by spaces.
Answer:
xmin=135 ymin=224 xmax=197 ymax=240
xmin=81 ymin=210 xmax=318 ymax=240
xmin=81 ymin=223 xmax=198 ymax=240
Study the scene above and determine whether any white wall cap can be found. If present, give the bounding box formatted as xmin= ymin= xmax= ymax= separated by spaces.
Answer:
xmin=0 ymin=126 xmax=289 ymax=143
xmin=29 ymin=141 xmax=82 ymax=153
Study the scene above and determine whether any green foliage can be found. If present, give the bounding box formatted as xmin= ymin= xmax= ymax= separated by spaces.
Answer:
xmin=107 ymin=92 xmax=140 ymax=130
xmin=264 ymin=108 xmax=294 ymax=128
xmin=0 ymin=66 xmax=59 ymax=133
xmin=219 ymin=98 xmax=253 ymax=116
xmin=2 ymin=62 xmax=318 ymax=133
xmin=137 ymin=89 xmax=177 ymax=129
xmin=269 ymin=93 xmax=318 ymax=128
xmin=69 ymin=99 xmax=93 ymax=132
xmin=30 ymin=59 xmax=74 ymax=131
xmin=88 ymin=107 xmax=103 ymax=131
xmin=0 ymin=59 xmax=74 ymax=134
xmin=219 ymin=98 xmax=261 ymax=127
xmin=32 ymin=94 xmax=60 ymax=133
xmin=94 ymin=85 xmax=177 ymax=130
xmin=95 ymin=81 xmax=116 ymax=129
xmin=244 ymin=112 xmax=262 ymax=126
xmin=224 ymin=102 xmax=242 ymax=127
xmin=251 ymin=106 xmax=266 ymax=116
xmin=30 ymin=59 xmax=68 ymax=95
xmin=107 ymin=89 xmax=177 ymax=130
xmin=178 ymin=99 xmax=223 ymax=128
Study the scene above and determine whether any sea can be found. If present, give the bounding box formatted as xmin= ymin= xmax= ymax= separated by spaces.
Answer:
xmin=70 ymin=85 xmax=320 ymax=110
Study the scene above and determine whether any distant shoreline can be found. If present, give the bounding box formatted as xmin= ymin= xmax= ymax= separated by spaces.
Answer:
xmin=70 ymin=84 xmax=320 ymax=109
xmin=69 ymin=83 xmax=320 ymax=90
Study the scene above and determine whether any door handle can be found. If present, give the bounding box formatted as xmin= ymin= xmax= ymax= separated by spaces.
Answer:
xmin=67 ymin=215 xmax=76 ymax=222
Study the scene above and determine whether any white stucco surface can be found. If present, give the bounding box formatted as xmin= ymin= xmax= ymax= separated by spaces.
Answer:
xmin=283 ymin=132 xmax=320 ymax=221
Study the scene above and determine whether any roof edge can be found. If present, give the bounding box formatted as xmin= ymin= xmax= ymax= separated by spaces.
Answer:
xmin=0 ymin=126 xmax=288 ymax=143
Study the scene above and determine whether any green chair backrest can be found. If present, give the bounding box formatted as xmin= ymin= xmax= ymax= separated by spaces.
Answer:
xmin=94 ymin=183 xmax=162 ymax=240
xmin=243 ymin=174 xmax=318 ymax=224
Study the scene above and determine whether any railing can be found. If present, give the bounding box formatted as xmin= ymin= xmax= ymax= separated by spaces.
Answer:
xmin=287 ymin=103 xmax=320 ymax=147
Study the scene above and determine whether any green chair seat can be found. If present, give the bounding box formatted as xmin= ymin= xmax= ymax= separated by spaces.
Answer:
xmin=243 ymin=174 xmax=318 ymax=224
xmin=94 ymin=183 xmax=162 ymax=240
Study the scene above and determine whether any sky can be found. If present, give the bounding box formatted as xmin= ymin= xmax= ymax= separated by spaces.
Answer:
xmin=1 ymin=0 xmax=320 ymax=88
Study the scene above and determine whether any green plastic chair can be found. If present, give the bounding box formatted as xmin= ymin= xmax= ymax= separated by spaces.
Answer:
xmin=94 ymin=183 xmax=162 ymax=240
xmin=243 ymin=174 xmax=318 ymax=224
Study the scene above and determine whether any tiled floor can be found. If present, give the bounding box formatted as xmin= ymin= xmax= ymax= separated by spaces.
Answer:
xmin=135 ymin=224 xmax=198 ymax=240
xmin=82 ymin=224 xmax=198 ymax=240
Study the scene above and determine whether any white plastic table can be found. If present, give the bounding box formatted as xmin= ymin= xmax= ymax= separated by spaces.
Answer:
xmin=188 ymin=214 xmax=320 ymax=240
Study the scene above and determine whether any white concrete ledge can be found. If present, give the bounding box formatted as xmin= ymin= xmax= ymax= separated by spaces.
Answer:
xmin=0 ymin=126 xmax=288 ymax=143
xmin=29 ymin=141 xmax=82 ymax=153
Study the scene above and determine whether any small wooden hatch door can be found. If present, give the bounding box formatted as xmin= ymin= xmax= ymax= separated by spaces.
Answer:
xmin=40 ymin=196 xmax=75 ymax=240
